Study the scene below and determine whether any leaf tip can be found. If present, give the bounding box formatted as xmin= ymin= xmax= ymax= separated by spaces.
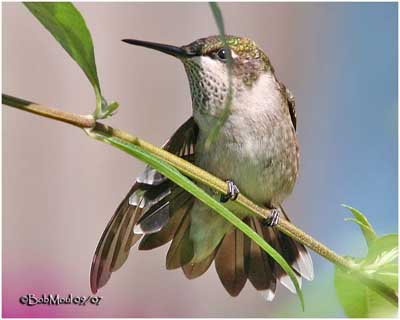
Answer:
xmin=341 ymin=203 xmax=353 ymax=210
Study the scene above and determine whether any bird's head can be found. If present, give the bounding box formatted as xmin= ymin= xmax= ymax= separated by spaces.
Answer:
xmin=123 ymin=35 xmax=274 ymax=117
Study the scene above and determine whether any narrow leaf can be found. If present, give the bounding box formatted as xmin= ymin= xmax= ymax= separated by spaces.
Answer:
xmin=23 ymin=2 xmax=113 ymax=117
xmin=344 ymin=218 xmax=376 ymax=239
xmin=205 ymin=2 xmax=233 ymax=149
xmin=342 ymin=204 xmax=377 ymax=246
xmin=24 ymin=2 xmax=100 ymax=92
xmin=95 ymin=133 xmax=305 ymax=309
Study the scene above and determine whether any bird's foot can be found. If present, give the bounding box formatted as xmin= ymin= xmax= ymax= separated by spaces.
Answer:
xmin=220 ymin=179 xmax=240 ymax=203
xmin=262 ymin=208 xmax=280 ymax=227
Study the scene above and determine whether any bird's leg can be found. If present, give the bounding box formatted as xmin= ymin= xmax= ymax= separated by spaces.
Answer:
xmin=262 ymin=208 xmax=281 ymax=227
xmin=220 ymin=179 xmax=240 ymax=203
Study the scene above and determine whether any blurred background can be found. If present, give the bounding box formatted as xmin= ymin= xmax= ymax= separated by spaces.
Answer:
xmin=3 ymin=2 xmax=397 ymax=317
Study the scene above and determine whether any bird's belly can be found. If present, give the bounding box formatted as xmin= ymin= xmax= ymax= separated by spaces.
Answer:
xmin=195 ymin=123 xmax=298 ymax=207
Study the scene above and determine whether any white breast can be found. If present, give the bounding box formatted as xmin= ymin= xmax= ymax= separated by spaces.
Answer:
xmin=194 ymin=72 xmax=298 ymax=207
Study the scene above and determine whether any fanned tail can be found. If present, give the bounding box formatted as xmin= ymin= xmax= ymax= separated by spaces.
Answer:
xmin=195 ymin=211 xmax=313 ymax=299
xmin=215 ymin=227 xmax=250 ymax=296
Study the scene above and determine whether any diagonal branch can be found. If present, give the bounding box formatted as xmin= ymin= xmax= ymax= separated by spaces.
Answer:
xmin=2 ymin=93 xmax=398 ymax=306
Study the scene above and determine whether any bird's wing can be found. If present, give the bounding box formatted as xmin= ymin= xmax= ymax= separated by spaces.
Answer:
xmin=286 ymin=89 xmax=297 ymax=130
xmin=279 ymin=82 xmax=297 ymax=130
xmin=90 ymin=117 xmax=199 ymax=293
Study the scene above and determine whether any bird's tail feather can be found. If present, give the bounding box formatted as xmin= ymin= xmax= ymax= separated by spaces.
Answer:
xmin=212 ymin=211 xmax=313 ymax=299
xmin=91 ymin=186 xmax=313 ymax=300
xmin=165 ymin=209 xmax=194 ymax=269
xmin=173 ymin=210 xmax=313 ymax=299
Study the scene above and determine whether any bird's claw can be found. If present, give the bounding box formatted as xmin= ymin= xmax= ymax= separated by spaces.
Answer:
xmin=220 ymin=179 xmax=240 ymax=203
xmin=263 ymin=208 xmax=280 ymax=227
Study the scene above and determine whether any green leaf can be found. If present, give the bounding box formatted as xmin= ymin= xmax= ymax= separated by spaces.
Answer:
xmin=335 ymin=264 xmax=368 ymax=317
xmin=335 ymin=232 xmax=398 ymax=317
xmin=24 ymin=2 xmax=100 ymax=92
xmin=209 ymin=2 xmax=232 ymax=66
xmin=335 ymin=267 xmax=397 ymax=317
xmin=205 ymin=2 xmax=233 ymax=149
xmin=24 ymin=2 xmax=111 ymax=118
xmin=362 ymin=234 xmax=398 ymax=272
xmin=94 ymin=131 xmax=304 ymax=310
xmin=342 ymin=204 xmax=377 ymax=246
xmin=101 ymin=101 xmax=119 ymax=118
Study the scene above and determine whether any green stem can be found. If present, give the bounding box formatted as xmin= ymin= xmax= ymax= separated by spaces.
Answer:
xmin=2 ymin=93 xmax=397 ymax=307
xmin=2 ymin=94 xmax=94 ymax=128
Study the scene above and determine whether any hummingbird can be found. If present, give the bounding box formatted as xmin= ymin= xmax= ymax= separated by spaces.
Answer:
xmin=90 ymin=35 xmax=313 ymax=300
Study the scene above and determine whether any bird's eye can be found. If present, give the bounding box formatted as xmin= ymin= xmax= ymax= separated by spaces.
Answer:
xmin=217 ymin=48 xmax=227 ymax=61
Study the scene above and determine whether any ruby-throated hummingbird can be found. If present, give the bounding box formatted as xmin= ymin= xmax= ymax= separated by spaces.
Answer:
xmin=90 ymin=35 xmax=313 ymax=300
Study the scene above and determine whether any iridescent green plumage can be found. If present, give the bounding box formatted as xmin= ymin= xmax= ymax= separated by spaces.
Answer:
xmin=183 ymin=35 xmax=270 ymax=65
xmin=182 ymin=35 xmax=273 ymax=87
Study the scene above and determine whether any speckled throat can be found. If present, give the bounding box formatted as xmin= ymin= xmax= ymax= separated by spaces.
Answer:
xmin=181 ymin=35 xmax=276 ymax=117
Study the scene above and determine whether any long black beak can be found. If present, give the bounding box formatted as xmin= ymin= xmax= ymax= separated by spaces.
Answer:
xmin=122 ymin=39 xmax=195 ymax=58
